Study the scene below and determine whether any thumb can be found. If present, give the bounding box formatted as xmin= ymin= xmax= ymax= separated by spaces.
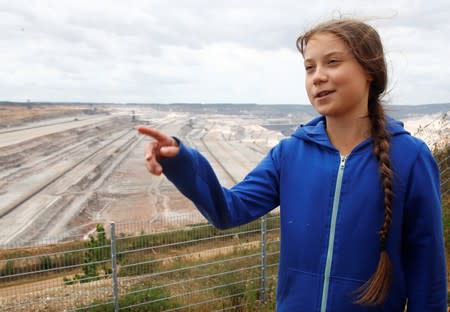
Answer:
xmin=160 ymin=146 xmax=179 ymax=158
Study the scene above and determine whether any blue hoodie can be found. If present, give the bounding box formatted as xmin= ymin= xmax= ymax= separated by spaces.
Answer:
xmin=160 ymin=116 xmax=447 ymax=311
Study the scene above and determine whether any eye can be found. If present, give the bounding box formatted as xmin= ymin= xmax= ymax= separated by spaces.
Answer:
xmin=328 ymin=59 xmax=340 ymax=65
xmin=304 ymin=65 xmax=314 ymax=72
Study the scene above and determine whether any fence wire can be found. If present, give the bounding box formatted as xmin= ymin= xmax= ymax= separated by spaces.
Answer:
xmin=0 ymin=213 xmax=280 ymax=311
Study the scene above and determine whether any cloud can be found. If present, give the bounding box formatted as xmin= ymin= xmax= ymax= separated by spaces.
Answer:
xmin=0 ymin=0 xmax=449 ymax=104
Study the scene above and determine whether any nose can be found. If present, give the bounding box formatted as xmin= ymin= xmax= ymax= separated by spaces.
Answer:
xmin=312 ymin=66 xmax=327 ymax=85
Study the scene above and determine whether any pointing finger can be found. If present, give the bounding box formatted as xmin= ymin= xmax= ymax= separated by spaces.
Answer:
xmin=137 ymin=126 xmax=171 ymax=143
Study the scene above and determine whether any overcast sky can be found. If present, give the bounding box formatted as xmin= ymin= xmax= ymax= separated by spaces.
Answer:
xmin=1 ymin=1 xmax=449 ymax=105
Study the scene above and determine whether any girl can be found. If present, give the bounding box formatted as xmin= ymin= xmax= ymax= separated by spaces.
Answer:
xmin=138 ymin=18 xmax=447 ymax=311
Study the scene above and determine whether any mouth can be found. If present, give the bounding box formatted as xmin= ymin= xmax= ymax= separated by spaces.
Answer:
xmin=315 ymin=90 xmax=335 ymax=98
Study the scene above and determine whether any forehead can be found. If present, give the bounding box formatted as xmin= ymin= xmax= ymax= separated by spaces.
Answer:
xmin=303 ymin=32 xmax=350 ymax=61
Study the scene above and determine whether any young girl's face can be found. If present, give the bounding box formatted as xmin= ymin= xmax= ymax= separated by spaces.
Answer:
xmin=303 ymin=32 xmax=372 ymax=119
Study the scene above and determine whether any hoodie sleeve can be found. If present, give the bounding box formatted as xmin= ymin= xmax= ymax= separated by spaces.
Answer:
xmin=159 ymin=141 xmax=281 ymax=229
xmin=404 ymin=142 xmax=448 ymax=311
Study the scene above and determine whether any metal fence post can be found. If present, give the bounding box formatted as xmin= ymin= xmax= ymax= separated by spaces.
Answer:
xmin=110 ymin=222 xmax=119 ymax=312
xmin=260 ymin=215 xmax=267 ymax=304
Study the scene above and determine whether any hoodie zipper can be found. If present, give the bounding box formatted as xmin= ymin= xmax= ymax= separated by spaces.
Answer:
xmin=320 ymin=154 xmax=347 ymax=312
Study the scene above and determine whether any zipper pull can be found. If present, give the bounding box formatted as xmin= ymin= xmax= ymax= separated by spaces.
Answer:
xmin=340 ymin=155 xmax=347 ymax=169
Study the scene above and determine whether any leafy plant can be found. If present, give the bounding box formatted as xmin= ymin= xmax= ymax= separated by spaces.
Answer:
xmin=63 ymin=224 xmax=111 ymax=284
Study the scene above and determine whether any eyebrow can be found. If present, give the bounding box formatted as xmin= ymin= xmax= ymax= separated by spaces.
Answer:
xmin=304 ymin=51 xmax=347 ymax=63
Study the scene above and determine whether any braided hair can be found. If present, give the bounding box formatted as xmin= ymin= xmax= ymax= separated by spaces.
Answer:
xmin=297 ymin=18 xmax=393 ymax=305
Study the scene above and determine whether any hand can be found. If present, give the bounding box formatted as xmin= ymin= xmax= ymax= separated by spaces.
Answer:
xmin=137 ymin=126 xmax=180 ymax=176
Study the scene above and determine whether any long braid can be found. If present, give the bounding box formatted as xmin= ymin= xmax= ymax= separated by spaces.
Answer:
xmin=354 ymin=102 xmax=394 ymax=305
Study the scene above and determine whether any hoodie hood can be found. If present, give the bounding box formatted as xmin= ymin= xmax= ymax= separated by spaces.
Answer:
xmin=292 ymin=115 xmax=410 ymax=150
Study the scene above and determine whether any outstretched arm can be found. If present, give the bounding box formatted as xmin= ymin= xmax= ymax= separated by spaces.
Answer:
xmin=137 ymin=126 xmax=280 ymax=229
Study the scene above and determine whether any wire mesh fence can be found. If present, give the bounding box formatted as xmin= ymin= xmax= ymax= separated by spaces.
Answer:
xmin=0 ymin=213 xmax=280 ymax=311
xmin=0 ymin=149 xmax=449 ymax=311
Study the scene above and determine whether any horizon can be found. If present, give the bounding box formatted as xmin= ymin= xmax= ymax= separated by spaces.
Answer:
xmin=2 ymin=101 xmax=450 ymax=107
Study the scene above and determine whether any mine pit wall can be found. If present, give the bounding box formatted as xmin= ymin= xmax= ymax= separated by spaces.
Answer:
xmin=12 ymin=131 xmax=141 ymax=244
xmin=0 ymin=117 xmax=134 ymax=217
xmin=58 ymin=132 xmax=144 ymax=240
xmin=0 ymin=116 xmax=129 ymax=171
xmin=0 ymin=116 xmax=141 ymax=245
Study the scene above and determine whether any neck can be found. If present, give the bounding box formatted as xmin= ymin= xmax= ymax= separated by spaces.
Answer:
xmin=325 ymin=115 xmax=371 ymax=155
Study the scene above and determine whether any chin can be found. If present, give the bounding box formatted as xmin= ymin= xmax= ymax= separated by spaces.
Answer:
xmin=312 ymin=105 xmax=333 ymax=117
